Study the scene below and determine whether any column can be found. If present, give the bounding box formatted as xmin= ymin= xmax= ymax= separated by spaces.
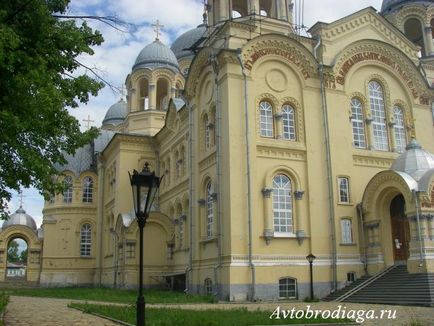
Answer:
xmin=365 ymin=117 xmax=374 ymax=150
xmin=148 ymin=84 xmax=156 ymax=110
xmin=294 ymin=191 xmax=306 ymax=244
xmin=249 ymin=0 xmax=260 ymax=15
xmin=424 ymin=26 xmax=434 ymax=56
xmin=276 ymin=0 xmax=288 ymax=21
xmin=389 ymin=122 xmax=397 ymax=152
xmin=219 ymin=0 xmax=229 ymax=21
xmin=262 ymin=187 xmax=273 ymax=244
xmin=274 ymin=114 xmax=283 ymax=139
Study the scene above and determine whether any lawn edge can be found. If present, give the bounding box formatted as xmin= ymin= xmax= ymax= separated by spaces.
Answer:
xmin=68 ymin=304 xmax=134 ymax=326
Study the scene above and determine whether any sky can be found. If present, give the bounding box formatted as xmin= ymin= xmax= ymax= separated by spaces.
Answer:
xmin=8 ymin=0 xmax=383 ymax=227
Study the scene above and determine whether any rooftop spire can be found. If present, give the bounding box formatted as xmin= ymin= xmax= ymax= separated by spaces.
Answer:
xmin=202 ymin=0 xmax=209 ymax=25
xmin=152 ymin=19 xmax=164 ymax=41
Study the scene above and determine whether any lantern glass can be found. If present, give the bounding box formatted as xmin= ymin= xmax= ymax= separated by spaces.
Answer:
xmin=306 ymin=254 xmax=316 ymax=263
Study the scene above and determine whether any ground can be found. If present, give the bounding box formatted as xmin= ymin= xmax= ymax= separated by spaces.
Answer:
xmin=3 ymin=296 xmax=434 ymax=325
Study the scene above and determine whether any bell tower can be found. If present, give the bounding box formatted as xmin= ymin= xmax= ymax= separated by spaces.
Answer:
xmin=381 ymin=0 xmax=434 ymax=57
xmin=207 ymin=0 xmax=293 ymax=26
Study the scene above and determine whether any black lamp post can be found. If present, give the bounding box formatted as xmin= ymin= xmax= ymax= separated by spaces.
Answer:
xmin=129 ymin=162 xmax=161 ymax=326
xmin=306 ymin=253 xmax=316 ymax=301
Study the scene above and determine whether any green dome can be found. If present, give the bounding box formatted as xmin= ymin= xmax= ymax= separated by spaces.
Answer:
xmin=102 ymin=99 xmax=127 ymax=127
xmin=133 ymin=40 xmax=179 ymax=72
xmin=171 ymin=24 xmax=207 ymax=60
xmin=381 ymin=0 xmax=433 ymax=13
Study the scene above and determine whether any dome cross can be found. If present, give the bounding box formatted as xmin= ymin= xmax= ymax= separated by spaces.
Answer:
xmin=152 ymin=20 xmax=164 ymax=41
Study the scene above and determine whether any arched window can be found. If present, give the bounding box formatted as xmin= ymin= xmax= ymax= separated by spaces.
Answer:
xmin=82 ymin=177 xmax=93 ymax=203
xmin=393 ymin=106 xmax=406 ymax=153
xmin=282 ymin=104 xmax=296 ymax=141
xmin=204 ymin=278 xmax=213 ymax=296
xmin=272 ymin=175 xmax=293 ymax=234
xmin=80 ymin=223 xmax=92 ymax=257
xmin=368 ymin=81 xmax=389 ymax=151
xmin=350 ymin=99 xmax=366 ymax=149
xmin=260 ymin=101 xmax=274 ymax=137
xmin=279 ymin=277 xmax=297 ymax=299
xmin=404 ymin=18 xmax=426 ymax=57
xmin=206 ymin=181 xmax=213 ymax=238
xmin=63 ymin=176 xmax=73 ymax=203
xmin=175 ymin=151 xmax=180 ymax=179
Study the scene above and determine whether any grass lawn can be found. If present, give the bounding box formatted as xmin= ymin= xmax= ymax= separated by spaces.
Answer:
xmin=3 ymin=287 xmax=214 ymax=304
xmin=70 ymin=303 xmax=351 ymax=326
xmin=0 ymin=292 xmax=8 ymax=326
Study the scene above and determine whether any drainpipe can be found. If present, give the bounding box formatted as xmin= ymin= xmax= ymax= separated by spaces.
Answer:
xmin=96 ymin=155 xmax=105 ymax=286
xmin=313 ymin=36 xmax=338 ymax=291
xmin=237 ymin=48 xmax=256 ymax=301
xmin=210 ymin=54 xmax=223 ymax=299
xmin=180 ymin=94 xmax=195 ymax=294
xmin=412 ymin=190 xmax=424 ymax=267
xmin=110 ymin=228 xmax=119 ymax=288
xmin=357 ymin=203 xmax=368 ymax=275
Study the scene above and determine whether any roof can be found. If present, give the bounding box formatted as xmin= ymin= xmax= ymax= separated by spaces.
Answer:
xmin=381 ymin=0 xmax=433 ymax=13
xmin=2 ymin=206 xmax=37 ymax=231
xmin=171 ymin=24 xmax=207 ymax=60
xmin=133 ymin=40 xmax=179 ymax=72
xmin=391 ymin=139 xmax=434 ymax=181
xmin=102 ymin=99 xmax=127 ymax=127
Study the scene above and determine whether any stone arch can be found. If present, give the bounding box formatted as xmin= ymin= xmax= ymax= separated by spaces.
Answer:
xmin=365 ymin=74 xmax=393 ymax=123
xmin=264 ymin=165 xmax=302 ymax=191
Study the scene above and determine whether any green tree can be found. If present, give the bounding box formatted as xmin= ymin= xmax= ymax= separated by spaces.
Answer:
xmin=20 ymin=248 xmax=28 ymax=264
xmin=7 ymin=240 xmax=20 ymax=263
xmin=0 ymin=0 xmax=105 ymax=218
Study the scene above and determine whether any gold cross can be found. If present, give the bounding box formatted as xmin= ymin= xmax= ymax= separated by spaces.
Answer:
xmin=152 ymin=20 xmax=164 ymax=40
xmin=82 ymin=115 xmax=95 ymax=130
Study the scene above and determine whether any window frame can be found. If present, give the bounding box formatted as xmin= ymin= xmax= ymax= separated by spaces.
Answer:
xmin=337 ymin=176 xmax=350 ymax=204
xmin=80 ymin=223 xmax=92 ymax=257
xmin=368 ymin=81 xmax=389 ymax=151
xmin=206 ymin=181 xmax=214 ymax=238
xmin=272 ymin=174 xmax=294 ymax=235
xmin=340 ymin=218 xmax=354 ymax=244
xmin=278 ymin=277 xmax=297 ymax=299
xmin=259 ymin=101 xmax=274 ymax=138
xmin=282 ymin=104 xmax=296 ymax=141
xmin=393 ymin=106 xmax=406 ymax=153
xmin=63 ymin=176 xmax=73 ymax=203
xmin=350 ymin=98 xmax=366 ymax=149
xmin=82 ymin=176 xmax=93 ymax=203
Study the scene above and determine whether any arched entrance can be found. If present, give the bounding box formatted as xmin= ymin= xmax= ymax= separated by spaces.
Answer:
xmin=390 ymin=194 xmax=410 ymax=262
xmin=6 ymin=237 xmax=28 ymax=280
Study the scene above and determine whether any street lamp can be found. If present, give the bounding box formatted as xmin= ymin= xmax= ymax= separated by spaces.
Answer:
xmin=306 ymin=253 xmax=316 ymax=301
xmin=129 ymin=162 xmax=161 ymax=326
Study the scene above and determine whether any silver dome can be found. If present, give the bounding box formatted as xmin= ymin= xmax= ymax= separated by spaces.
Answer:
xmin=381 ymin=0 xmax=433 ymax=13
xmin=133 ymin=40 xmax=179 ymax=72
xmin=391 ymin=138 xmax=434 ymax=181
xmin=102 ymin=99 xmax=127 ymax=127
xmin=3 ymin=206 xmax=37 ymax=230
xmin=171 ymin=24 xmax=207 ymax=60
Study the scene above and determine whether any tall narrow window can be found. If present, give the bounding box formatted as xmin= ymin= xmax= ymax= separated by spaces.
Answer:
xmin=63 ymin=176 xmax=73 ymax=203
xmin=338 ymin=177 xmax=350 ymax=204
xmin=82 ymin=177 xmax=93 ymax=203
xmin=272 ymin=175 xmax=293 ymax=234
xmin=80 ymin=223 xmax=92 ymax=256
xmin=260 ymin=101 xmax=274 ymax=137
xmin=351 ymin=99 xmax=366 ymax=149
xmin=369 ymin=81 xmax=389 ymax=151
xmin=282 ymin=104 xmax=296 ymax=141
xmin=204 ymin=115 xmax=211 ymax=149
xmin=179 ymin=218 xmax=184 ymax=248
xmin=341 ymin=219 xmax=353 ymax=244
xmin=206 ymin=182 xmax=213 ymax=238
xmin=204 ymin=278 xmax=213 ymax=296
xmin=393 ymin=106 xmax=406 ymax=153
xmin=279 ymin=278 xmax=297 ymax=299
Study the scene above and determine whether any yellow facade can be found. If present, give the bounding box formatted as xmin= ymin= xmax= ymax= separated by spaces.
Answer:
xmin=4 ymin=0 xmax=434 ymax=301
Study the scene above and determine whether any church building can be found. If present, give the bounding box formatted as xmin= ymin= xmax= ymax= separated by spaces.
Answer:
xmin=1 ymin=0 xmax=434 ymax=303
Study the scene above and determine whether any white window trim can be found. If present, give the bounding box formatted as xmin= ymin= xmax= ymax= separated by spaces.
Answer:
xmin=337 ymin=176 xmax=351 ymax=204
xmin=340 ymin=218 xmax=354 ymax=245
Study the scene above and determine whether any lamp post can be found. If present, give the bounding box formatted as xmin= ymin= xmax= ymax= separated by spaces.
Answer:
xmin=306 ymin=253 xmax=316 ymax=301
xmin=129 ymin=162 xmax=161 ymax=326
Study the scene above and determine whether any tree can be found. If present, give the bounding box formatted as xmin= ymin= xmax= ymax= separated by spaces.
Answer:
xmin=0 ymin=0 xmax=105 ymax=218
xmin=20 ymin=248 xmax=28 ymax=264
xmin=7 ymin=240 xmax=20 ymax=263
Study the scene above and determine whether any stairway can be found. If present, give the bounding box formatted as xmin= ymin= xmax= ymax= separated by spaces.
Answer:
xmin=323 ymin=276 xmax=371 ymax=301
xmin=328 ymin=265 xmax=434 ymax=306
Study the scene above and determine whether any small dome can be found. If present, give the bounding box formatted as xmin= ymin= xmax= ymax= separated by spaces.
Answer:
xmin=102 ymin=99 xmax=127 ymax=127
xmin=133 ymin=40 xmax=179 ymax=72
xmin=3 ymin=206 xmax=37 ymax=230
xmin=391 ymin=139 xmax=434 ymax=181
xmin=171 ymin=24 xmax=207 ymax=60
xmin=381 ymin=0 xmax=433 ymax=14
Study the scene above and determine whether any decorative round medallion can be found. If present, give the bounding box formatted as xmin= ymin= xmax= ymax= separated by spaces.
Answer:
xmin=266 ymin=69 xmax=287 ymax=92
